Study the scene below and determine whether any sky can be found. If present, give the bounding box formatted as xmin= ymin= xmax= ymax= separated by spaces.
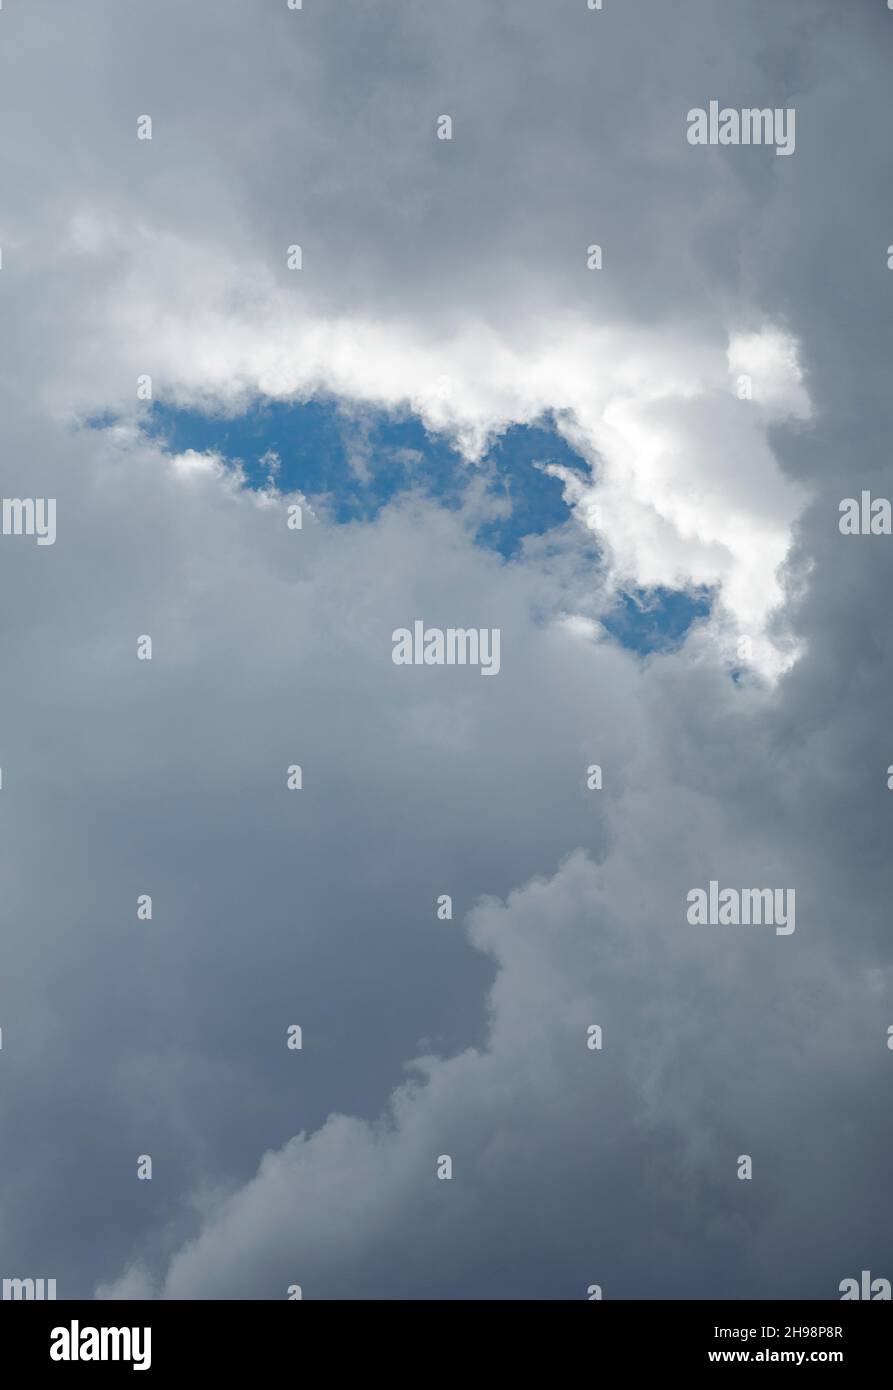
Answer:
xmin=0 ymin=0 xmax=892 ymax=1301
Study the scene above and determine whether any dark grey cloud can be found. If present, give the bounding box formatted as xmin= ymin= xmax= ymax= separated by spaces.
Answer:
xmin=0 ymin=0 xmax=890 ymax=1301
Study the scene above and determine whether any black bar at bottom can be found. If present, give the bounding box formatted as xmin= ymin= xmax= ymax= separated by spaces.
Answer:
xmin=0 ymin=1299 xmax=888 ymax=1375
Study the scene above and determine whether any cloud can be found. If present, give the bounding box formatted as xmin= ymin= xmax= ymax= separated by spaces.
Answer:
xmin=0 ymin=0 xmax=821 ymax=673
xmin=100 ymin=829 xmax=893 ymax=1300
xmin=0 ymin=0 xmax=891 ymax=1302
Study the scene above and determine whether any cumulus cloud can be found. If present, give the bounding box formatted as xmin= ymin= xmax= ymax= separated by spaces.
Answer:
xmin=0 ymin=0 xmax=822 ymax=672
xmin=99 ymin=823 xmax=893 ymax=1299
xmin=0 ymin=0 xmax=891 ymax=1302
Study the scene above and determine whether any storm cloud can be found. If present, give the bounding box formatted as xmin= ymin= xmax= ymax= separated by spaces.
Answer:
xmin=0 ymin=0 xmax=890 ymax=1300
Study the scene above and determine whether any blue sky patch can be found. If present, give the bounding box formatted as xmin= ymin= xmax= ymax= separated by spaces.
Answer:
xmin=90 ymin=398 xmax=713 ymax=654
xmin=601 ymin=585 xmax=712 ymax=655
xmin=141 ymin=400 xmax=583 ymax=561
